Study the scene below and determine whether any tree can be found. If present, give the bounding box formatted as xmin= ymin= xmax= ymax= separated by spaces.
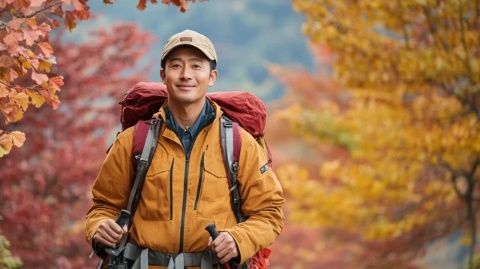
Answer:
xmin=104 ymin=0 xmax=201 ymax=12
xmin=266 ymin=45 xmax=362 ymax=268
xmin=0 ymin=23 xmax=152 ymax=268
xmin=0 ymin=0 xmax=204 ymax=158
xmin=0 ymin=0 xmax=90 ymax=157
xmin=275 ymin=0 xmax=480 ymax=268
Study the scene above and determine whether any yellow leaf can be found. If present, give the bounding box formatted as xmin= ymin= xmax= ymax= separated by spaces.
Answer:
xmin=8 ymin=108 xmax=24 ymax=123
xmin=0 ymin=132 xmax=13 ymax=158
xmin=21 ymin=59 xmax=32 ymax=69
xmin=10 ymin=131 xmax=25 ymax=147
xmin=14 ymin=92 xmax=29 ymax=110
xmin=38 ymin=60 xmax=52 ymax=73
xmin=27 ymin=90 xmax=46 ymax=108
xmin=26 ymin=49 xmax=35 ymax=58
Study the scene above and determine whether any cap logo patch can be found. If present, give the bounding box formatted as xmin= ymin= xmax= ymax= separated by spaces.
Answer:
xmin=180 ymin=37 xmax=193 ymax=42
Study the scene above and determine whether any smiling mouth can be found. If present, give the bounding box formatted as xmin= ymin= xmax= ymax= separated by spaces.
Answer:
xmin=177 ymin=85 xmax=195 ymax=89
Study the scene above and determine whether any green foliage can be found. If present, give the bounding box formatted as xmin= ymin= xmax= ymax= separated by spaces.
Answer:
xmin=0 ymin=235 xmax=22 ymax=269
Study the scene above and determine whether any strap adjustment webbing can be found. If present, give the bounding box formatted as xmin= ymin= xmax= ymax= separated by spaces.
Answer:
xmin=124 ymin=243 xmax=220 ymax=269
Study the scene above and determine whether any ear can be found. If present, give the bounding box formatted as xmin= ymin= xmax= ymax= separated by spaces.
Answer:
xmin=208 ymin=69 xmax=218 ymax=86
xmin=160 ymin=69 xmax=165 ymax=81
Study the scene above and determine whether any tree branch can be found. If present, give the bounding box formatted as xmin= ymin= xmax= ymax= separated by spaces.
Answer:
xmin=438 ymin=159 xmax=467 ymax=200
xmin=0 ymin=80 xmax=44 ymax=92
xmin=0 ymin=80 xmax=11 ymax=89
xmin=458 ymin=0 xmax=473 ymax=80
xmin=475 ymin=0 xmax=479 ymax=26
xmin=422 ymin=5 xmax=449 ymax=51
xmin=18 ymin=1 xmax=63 ymax=19
xmin=396 ymin=0 xmax=411 ymax=49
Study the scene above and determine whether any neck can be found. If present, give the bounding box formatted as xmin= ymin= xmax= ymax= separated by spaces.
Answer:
xmin=167 ymin=99 xmax=206 ymax=130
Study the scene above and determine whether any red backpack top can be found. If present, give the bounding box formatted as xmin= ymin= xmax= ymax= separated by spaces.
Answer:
xmin=120 ymin=82 xmax=266 ymax=137
xmin=119 ymin=82 xmax=271 ymax=164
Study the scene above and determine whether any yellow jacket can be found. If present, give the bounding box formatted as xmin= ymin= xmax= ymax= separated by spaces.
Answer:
xmin=85 ymin=101 xmax=285 ymax=266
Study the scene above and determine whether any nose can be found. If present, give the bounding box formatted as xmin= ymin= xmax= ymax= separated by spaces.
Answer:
xmin=180 ymin=66 xmax=192 ymax=80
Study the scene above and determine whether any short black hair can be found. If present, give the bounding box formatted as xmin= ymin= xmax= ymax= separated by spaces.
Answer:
xmin=161 ymin=58 xmax=217 ymax=71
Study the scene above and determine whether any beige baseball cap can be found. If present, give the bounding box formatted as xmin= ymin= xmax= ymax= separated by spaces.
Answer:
xmin=161 ymin=29 xmax=217 ymax=65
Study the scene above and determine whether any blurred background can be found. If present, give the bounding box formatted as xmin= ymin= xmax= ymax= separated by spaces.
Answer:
xmin=1 ymin=0 xmax=479 ymax=268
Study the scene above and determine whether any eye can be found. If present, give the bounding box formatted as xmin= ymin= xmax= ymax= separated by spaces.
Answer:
xmin=192 ymin=64 xmax=202 ymax=69
xmin=170 ymin=63 xmax=181 ymax=69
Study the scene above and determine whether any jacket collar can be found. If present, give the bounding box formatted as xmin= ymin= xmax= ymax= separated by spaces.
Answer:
xmin=154 ymin=98 xmax=221 ymax=134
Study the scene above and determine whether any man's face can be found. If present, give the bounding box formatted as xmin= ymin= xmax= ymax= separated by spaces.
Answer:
xmin=160 ymin=46 xmax=217 ymax=108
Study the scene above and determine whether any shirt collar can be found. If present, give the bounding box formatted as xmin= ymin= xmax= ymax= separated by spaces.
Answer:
xmin=166 ymin=101 xmax=208 ymax=137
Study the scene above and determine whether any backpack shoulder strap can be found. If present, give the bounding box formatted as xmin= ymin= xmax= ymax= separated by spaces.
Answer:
xmin=128 ymin=118 xmax=162 ymax=215
xmin=132 ymin=120 xmax=149 ymax=167
xmin=220 ymin=115 xmax=246 ymax=223
xmin=97 ymin=118 xmax=162 ymax=260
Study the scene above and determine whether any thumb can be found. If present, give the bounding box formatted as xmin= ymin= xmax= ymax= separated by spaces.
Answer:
xmin=122 ymin=224 xmax=128 ymax=233
xmin=207 ymin=237 xmax=213 ymax=247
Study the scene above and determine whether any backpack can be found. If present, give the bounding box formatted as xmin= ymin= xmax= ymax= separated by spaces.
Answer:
xmin=117 ymin=82 xmax=272 ymax=269
xmin=120 ymin=82 xmax=272 ymax=166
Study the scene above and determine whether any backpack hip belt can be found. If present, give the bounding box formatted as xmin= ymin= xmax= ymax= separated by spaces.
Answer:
xmin=124 ymin=242 xmax=220 ymax=269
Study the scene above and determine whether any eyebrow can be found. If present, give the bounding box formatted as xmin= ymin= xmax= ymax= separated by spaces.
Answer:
xmin=167 ymin=57 xmax=205 ymax=62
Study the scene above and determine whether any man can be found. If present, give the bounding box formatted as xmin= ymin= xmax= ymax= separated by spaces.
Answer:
xmin=85 ymin=29 xmax=285 ymax=268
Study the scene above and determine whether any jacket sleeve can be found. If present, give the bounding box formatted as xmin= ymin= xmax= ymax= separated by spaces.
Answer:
xmin=85 ymin=128 xmax=134 ymax=243
xmin=225 ymin=129 xmax=285 ymax=264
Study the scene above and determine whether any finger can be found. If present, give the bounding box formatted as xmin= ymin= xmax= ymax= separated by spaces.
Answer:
xmin=216 ymin=247 xmax=229 ymax=260
xmin=107 ymin=220 xmax=123 ymax=234
xmin=103 ymin=227 xmax=123 ymax=242
xmin=98 ymin=220 xmax=122 ymax=240
xmin=220 ymin=252 xmax=234 ymax=264
xmin=217 ymin=242 xmax=236 ymax=259
xmin=212 ymin=233 xmax=227 ymax=248
xmin=214 ymin=235 xmax=230 ymax=253
xmin=94 ymin=232 xmax=116 ymax=247
xmin=100 ymin=230 xmax=120 ymax=246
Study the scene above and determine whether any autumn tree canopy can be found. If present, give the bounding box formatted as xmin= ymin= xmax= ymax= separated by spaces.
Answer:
xmin=0 ymin=23 xmax=152 ymax=268
xmin=0 ymin=0 xmax=202 ymax=157
xmin=0 ymin=0 xmax=90 ymax=157
xmin=275 ymin=0 xmax=480 ymax=268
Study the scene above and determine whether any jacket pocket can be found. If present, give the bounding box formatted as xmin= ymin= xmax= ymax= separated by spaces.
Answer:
xmin=139 ymin=158 xmax=174 ymax=221
xmin=194 ymin=152 xmax=205 ymax=210
xmin=195 ymin=155 xmax=231 ymax=217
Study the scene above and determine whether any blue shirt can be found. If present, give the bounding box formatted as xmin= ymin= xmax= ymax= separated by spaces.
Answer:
xmin=165 ymin=101 xmax=215 ymax=156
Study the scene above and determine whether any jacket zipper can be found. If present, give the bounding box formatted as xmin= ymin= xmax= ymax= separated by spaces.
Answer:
xmin=178 ymin=119 xmax=211 ymax=252
xmin=169 ymin=159 xmax=174 ymax=220
xmin=179 ymin=153 xmax=190 ymax=252
xmin=194 ymin=152 xmax=205 ymax=210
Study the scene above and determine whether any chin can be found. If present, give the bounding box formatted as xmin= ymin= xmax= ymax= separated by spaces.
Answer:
xmin=175 ymin=95 xmax=202 ymax=105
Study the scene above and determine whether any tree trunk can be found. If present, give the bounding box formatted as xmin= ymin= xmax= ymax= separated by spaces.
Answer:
xmin=467 ymin=191 xmax=476 ymax=269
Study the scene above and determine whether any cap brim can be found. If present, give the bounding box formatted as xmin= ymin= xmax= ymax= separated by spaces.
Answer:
xmin=162 ymin=43 xmax=216 ymax=62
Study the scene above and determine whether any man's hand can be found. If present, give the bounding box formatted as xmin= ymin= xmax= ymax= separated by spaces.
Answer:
xmin=93 ymin=219 xmax=128 ymax=248
xmin=208 ymin=232 xmax=239 ymax=264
